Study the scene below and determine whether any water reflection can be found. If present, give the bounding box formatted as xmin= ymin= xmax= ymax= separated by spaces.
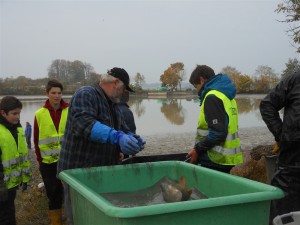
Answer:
xmin=160 ymin=99 xmax=185 ymax=125
xmin=17 ymin=95 xmax=270 ymax=136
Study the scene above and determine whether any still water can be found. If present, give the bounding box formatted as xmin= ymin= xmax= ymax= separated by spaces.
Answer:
xmin=7 ymin=94 xmax=268 ymax=136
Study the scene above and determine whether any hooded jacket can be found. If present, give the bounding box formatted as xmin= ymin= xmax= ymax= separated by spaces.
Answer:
xmin=196 ymin=74 xmax=237 ymax=153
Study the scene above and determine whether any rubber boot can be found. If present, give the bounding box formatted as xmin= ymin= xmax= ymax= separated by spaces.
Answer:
xmin=48 ymin=209 xmax=63 ymax=225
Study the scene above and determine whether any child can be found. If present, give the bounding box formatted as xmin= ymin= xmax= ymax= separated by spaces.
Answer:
xmin=0 ymin=96 xmax=31 ymax=225
xmin=25 ymin=122 xmax=32 ymax=149
xmin=34 ymin=80 xmax=68 ymax=224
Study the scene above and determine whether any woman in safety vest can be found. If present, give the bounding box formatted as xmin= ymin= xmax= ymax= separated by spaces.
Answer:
xmin=0 ymin=96 xmax=31 ymax=225
xmin=186 ymin=65 xmax=243 ymax=173
xmin=34 ymin=79 xmax=69 ymax=225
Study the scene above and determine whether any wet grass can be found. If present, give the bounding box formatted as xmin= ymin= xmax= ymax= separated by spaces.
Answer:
xmin=15 ymin=150 xmax=68 ymax=225
xmin=15 ymin=163 xmax=50 ymax=225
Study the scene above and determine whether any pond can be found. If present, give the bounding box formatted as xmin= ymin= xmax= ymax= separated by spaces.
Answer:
xmin=8 ymin=94 xmax=272 ymax=136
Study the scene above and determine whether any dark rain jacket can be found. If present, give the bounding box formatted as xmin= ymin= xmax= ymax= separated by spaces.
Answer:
xmin=260 ymin=71 xmax=300 ymax=167
xmin=260 ymin=71 xmax=300 ymax=224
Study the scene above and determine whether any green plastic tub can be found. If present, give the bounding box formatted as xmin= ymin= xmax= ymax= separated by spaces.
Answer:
xmin=59 ymin=161 xmax=284 ymax=225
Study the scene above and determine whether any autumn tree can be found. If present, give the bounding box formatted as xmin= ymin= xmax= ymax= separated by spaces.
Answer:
xmin=235 ymin=74 xmax=253 ymax=93
xmin=170 ymin=62 xmax=185 ymax=90
xmin=221 ymin=66 xmax=241 ymax=87
xmin=253 ymin=75 xmax=270 ymax=93
xmin=160 ymin=68 xmax=178 ymax=90
xmin=281 ymin=58 xmax=300 ymax=78
xmin=160 ymin=62 xmax=184 ymax=90
xmin=276 ymin=0 xmax=300 ymax=52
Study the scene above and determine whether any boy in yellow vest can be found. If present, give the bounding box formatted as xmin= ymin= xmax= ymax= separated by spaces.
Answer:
xmin=0 ymin=96 xmax=31 ymax=225
xmin=34 ymin=80 xmax=69 ymax=225
xmin=186 ymin=65 xmax=243 ymax=173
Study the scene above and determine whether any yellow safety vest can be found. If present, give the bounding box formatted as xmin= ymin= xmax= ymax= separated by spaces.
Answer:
xmin=0 ymin=125 xmax=31 ymax=189
xmin=35 ymin=107 xmax=68 ymax=164
xmin=196 ymin=90 xmax=243 ymax=165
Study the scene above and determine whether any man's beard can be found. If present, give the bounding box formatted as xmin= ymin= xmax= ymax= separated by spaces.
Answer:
xmin=109 ymin=86 xmax=123 ymax=103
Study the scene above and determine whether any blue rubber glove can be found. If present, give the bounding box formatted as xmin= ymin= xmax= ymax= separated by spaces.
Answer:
xmin=130 ymin=134 xmax=146 ymax=150
xmin=114 ymin=131 xmax=141 ymax=155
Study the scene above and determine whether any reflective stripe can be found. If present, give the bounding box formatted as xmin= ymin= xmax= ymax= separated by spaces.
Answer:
xmin=197 ymin=129 xmax=239 ymax=141
xmin=2 ymin=155 xmax=29 ymax=167
xmin=225 ymin=132 xmax=239 ymax=141
xmin=21 ymin=168 xmax=32 ymax=174
xmin=4 ymin=169 xmax=31 ymax=181
xmin=212 ymin=145 xmax=242 ymax=155
xmin=197 ymin=129 xmax=209 ymax=136
xmin=41 ymin=149 xmax=60 ymax=157
xmin=4 ymin=170 xmax=22 ymax=181
xmin=39 ymin=137 xmax=59 ymax=145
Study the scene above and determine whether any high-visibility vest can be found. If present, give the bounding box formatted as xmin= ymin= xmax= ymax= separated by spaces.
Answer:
xmin=0 ymin=125 xmax=31 ymax=189
xmin=35 ymin=107 xmax=68 ymax=164
xmin=196 ymin=90 xmax=243 ymax=165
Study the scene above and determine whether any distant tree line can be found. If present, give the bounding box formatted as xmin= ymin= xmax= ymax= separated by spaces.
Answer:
xmin=160 ymin=58 xmax=300 ymax=94
xmin=0 ymin=58 xmax=299 ymax=95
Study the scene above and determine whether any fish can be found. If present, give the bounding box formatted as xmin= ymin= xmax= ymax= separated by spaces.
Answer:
xmin=160 ymin=176 xmax=192 ymax=203
xmin=176 ymin=176 xmax=192 ymax=201
xmin=160 ymin=183 xmax=183 ymax=203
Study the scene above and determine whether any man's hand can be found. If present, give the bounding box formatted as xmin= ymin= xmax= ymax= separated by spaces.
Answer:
xmin=272 ymin=143 xmax=280 ymax=154
xmin=186 ymin=148 xmax=199 ymax=164
xmin=131 ymin=134 xmax=146 ymax=150
xmin=116 ymin=132 xmax=141 ymax=155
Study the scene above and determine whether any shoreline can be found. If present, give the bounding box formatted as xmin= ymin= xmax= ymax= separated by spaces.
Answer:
xmin=140 ymin=126 xmax=274 ymax=156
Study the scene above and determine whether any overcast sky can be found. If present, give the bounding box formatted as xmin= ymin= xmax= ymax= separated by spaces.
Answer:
xmin=1 ymin=0 xmax=299 ymax=83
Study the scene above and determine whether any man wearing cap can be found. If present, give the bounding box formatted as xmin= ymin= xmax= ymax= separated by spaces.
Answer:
xmin=57 ymin=67 xmax=145 ymax=225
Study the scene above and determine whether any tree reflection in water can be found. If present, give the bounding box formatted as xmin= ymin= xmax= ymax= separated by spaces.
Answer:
xmin=159 ymin=99 xmax=185 ymax=125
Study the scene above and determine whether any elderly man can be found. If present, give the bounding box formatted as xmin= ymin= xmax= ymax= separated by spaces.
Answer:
xmin=58 ymin=67 xmax=145 ymax=225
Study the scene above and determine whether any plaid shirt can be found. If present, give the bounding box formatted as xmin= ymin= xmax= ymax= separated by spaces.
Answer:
xmin=57 ymin=83 xmax=126 ymax=172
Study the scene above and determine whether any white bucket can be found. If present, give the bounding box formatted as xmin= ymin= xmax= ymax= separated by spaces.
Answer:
xmin=273 ymin=211 xmax=300 ymax=225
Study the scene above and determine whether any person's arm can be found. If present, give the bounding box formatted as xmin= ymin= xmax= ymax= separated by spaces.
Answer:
xmin=70 ymin=86 xmax=141 ymax=155
xmin=195 ymin=95 xmax=228 ymax=153
xmin=260 ymin=80 xmax=287 ymax=142
xmin=0 ymin=147 xmax=8 ymax=201
xmin=33 ymin=116 xmax=42 ymax=165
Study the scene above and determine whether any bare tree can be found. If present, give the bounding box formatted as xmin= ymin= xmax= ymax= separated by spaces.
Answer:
xmin=133 ymin=72 xmax=145 ymax=91
xmin=276 ymin=0 xmax=300 ymax=52
xmin=255 ymin=65 xmax=279 ymax=90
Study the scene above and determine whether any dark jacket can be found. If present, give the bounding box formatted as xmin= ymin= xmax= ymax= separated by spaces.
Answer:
xmin=118 ymin=102 xmax=136 ymax=133
xmin=57 ymin=83 xmax=128 ymax=172
xmin=25 ymin=124 xmax=31 ymax=139
xmin=260 ymin=71 xmax=300 ymax=167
